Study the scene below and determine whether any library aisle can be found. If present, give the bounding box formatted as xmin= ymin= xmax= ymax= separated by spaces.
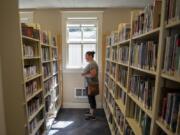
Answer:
xmin=1 ymin=0 xmax=180 ymax=135
xmin=49 ymin=109 xmax=111 ymax=135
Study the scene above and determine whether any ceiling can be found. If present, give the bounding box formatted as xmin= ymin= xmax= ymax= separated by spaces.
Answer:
xmin=19 ymin=0 xmax=152 ymax=9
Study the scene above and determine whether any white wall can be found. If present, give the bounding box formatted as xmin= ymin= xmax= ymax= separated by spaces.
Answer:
xmin=0 ymin=57 xmax=6 ymax=135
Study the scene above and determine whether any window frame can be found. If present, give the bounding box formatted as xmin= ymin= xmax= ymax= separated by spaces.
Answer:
xmin=66 ymin=21 xmax=98 ymax=69
xmin=61 ymin=11 xmax=103 ymax=73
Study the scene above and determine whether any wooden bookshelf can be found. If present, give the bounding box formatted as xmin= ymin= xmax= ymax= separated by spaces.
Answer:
xmin=103 ymin=1 xmax=180 ymax=135
xmin=20 ymin=23 xmax=63 ymax=135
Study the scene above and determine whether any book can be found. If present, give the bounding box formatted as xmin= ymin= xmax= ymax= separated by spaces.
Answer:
xmin=117 ymin=46 xmax=129 ymax=64
xmin=42 ymin=63 xmax=51 ymax=78
xmin=24 ymin=65 xmax=38 ymax=78
xmin=130 ymin=75 xmax=155 ymax=110
xmin=21 ymin=23 xmax=40 ymax=39
xmin=163 ymin=31 xmax=180 ymax=76
xmin=52 ymin=48 xmax=58 ymax=60
xmin=40 ymin=31 xmax=50 ymax=45
xmin=131 ymin=40 xmax=158 ymax=71
xmin=44 ymin=79 xmax=52 ymax=94
xmin=53 ymin=62 xmax=58 ymax=74
xmin=26 ymin=79 xmax=38 ymax=98
xmin=110 ymin=63 xmax=116 ymax=79
xmin=112 ymin=47 xmax=117 ymax=61
xmin=118 ymin=23 xmax=131 ymax=41
xmin=132 ymin=0 xmax=161 ymax=36
xmin=165 ymin=0 xmax=180 ymax=23
xmin=117 ymin=65 xmax=127 ymax=88
xmin=124 ymin=121 xmax=135 ymax=135
xmin=42 ymin=47 xmax=50 ymax=61
xmin=114 ymin=104 xmax=124 ymax=131
xmin=117 ymin=86 xmax=126 ymax=105
xmin=106 ymin=48 xmax=111 ymax=59
xmin=23 ymin=44 xmax=36 ymax=57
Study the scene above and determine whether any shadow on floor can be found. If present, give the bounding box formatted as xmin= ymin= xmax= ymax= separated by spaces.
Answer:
xmin=48 ymin=108 xmax=111 ymax=135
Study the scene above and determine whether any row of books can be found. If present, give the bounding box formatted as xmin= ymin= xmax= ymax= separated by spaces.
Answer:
xmin=26 ymin=79 xmax=38 ymax=98
xmin=163 ymin=31 xmax=180 ymax=76
xmin=53 ymin=62 xmax=58 ymax=74
xmin=45 ymin=95 xmax=52 ymax=113
xmin=130 ymin=75 xmax=155 ymax=110
xmin=106 ymin=61 xmax=110 ymax=73
xmin=108 ymin=78 xmax=116 ymax=96
xmin=117 ymin=86 xmax=126 ymax=105
xmin=44 ymin=79 xmax=52 ymax=94
xmin=40 ymin=31 xmax=50 ymax=45
xmin=112 ymin=47 xmax=117 ymax=61
xmin=165 ymin=0 xmax=180 ymax=23
xmin=23 ymin=44 xmax=36 ymax=57
xmin=124 ymin=121 xmax=135 ymax=135
xmin=27 ymin=95 xmax=42 ymax=117
xmin=128 ymin=99 xmax=151 ymax=135
xmin=29 ymin=110 xmax=44 ymax=134
xmin=132 ymin=0 xmax=161 ymax=36
xmin=110 ymin=63 xmax=116 ymax=79
xmin=52 ymin=75 xmax=58 ymax=87
xmin=21 ymin=23 xmax=40 ymax=39
xmin=117 ymin=46 xmax=129 ymax=64
xmin=106 ymin=48 xmax=111 ymax=59
xmin=43 ymin=63 xmax=51 ymax=79
xmin=118 ymin=23 xmax=131 ymax=42
xmin=159 ymin=87 xmax=180 ymax=133
xmin=52 ymin=48 xmax=58 ymax=60
xmin=130 ymin=40 xmax=158 ymax=71
xmin=114 ymin=103 xmax=125 ymax=131
xmin=42 ymin=47 xmax=50 ymax=61
xmin=24 ymin=65 xmax=38 ymax=78
xmin=117 ymin=66 xmax=127 ymax=88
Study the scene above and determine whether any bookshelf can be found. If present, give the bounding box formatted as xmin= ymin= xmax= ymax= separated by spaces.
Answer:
xmin=103 ymin=0 xmax=180 ymax=135
xmin=21 ymin=23 xmax=62 ymax=135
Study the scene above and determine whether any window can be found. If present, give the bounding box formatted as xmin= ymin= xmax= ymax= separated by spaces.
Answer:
xmin=66 ymin=19 xmax=97 ymax=69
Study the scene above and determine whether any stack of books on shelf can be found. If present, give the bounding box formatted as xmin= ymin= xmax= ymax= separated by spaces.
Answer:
xmin=21 ymin=23 xmax=40 ymax=39
xmin=117 ymin=66 xmax=127 ymax=87
xmin=130 ymin=40 xmax=158 ymax=71
xmin=165 ymin=0 xmax=180 ymax=23
xmin=27 ymin=94 xmax=43 ymax=117
xmin=52 ymin=49 xmax=58 ymax=60
xmin=53 ymin=62 xmax=58 ymax=74
xmin=159 ymin=87 xmax=180 ymax=133
xmin=118 ymin=23 xmax=131 ymax=41
xmin=43 ymin=63 xmax=51 ymax=79
xmin=24 ymin=65 xmax=38 ymax=78
xmin=124 ymin=121 xmax=135 ymax=135
xmin=130 ymin=74 xmax=155 ymax=110
xmin=106 ymin=36 xmax=112 ymax=46
xmin=163 ymin=29 xmax=180 ymax=77
xmin=44 ymin=79 xmax=52 ymax=94
xmin=106 ymin=48 xmax=111 ymax=59
xmin=117 ymin=46 xmax=129 ymax=64
xmin=42 ymin=47 xmax=50 ymax=61
xmin=40 ymin=31 xmax=50 ymax=45
xmin=29 ymin=111 xmax=44 ymax=134
xmin=111 ymin=31 xmax=119 ymax=45
xmin=112 ymin=47 xmax=117 ymax=61
xmin=26 ymin=79 xmax=38 ymax=98
xmin=117 ymin=86 xmax=126 ymax=105
xmin=114 ymin=104 xmax=125 ymax=131
xmin=110 ymin=63 xmax=116 ymax=79
xmin=106 ymin=61 xmax=110 ymax=73
xmin=132 ymin=0 xmax=161 ymax=36
xmin=108 ymin=78 xmax=116 ymax=96
xmin=128 ymin=100 xmax=151 ymax=135
xmin=23 ymin=44 xmax=36 ymax=58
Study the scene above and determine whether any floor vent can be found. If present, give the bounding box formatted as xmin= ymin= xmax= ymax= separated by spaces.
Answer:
xmin=74 ymin=88 xmax=87 ymax=98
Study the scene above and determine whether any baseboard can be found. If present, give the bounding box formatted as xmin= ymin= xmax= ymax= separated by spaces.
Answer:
xmin=63 ymin=102 xmax=103 ymax=109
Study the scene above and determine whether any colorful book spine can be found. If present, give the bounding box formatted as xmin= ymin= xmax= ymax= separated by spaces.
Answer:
xmin=117 ymin=46 xmax=129 ymax=64
xmin=130 ymin=75 xmax=155 ymax=110
xmin=131 ymin=40 xmax=157 ymax=71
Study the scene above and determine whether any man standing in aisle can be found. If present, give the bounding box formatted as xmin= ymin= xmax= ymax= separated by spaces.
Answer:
xmin=81 ymin=51 xmax=99 ymax=120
